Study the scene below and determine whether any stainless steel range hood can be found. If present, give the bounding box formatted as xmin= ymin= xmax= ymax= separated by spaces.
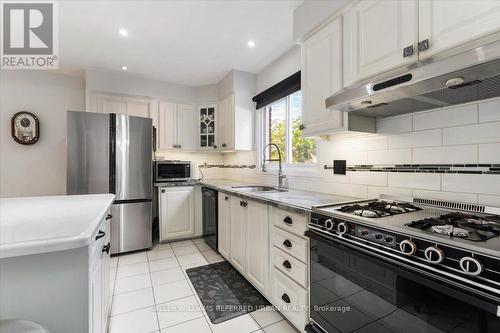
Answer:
xmin=326 ymin=39 xmax=500 ymax=118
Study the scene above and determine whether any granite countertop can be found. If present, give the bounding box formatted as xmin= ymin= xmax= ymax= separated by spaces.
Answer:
xmin=0 ymin=194 xmax=115 ymax=258
xmin=200 ymin=178 xmax=361 ymax=212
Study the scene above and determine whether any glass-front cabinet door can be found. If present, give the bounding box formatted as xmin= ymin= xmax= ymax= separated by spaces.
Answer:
xmin=198 ymin=105 xmax=217 ymax=150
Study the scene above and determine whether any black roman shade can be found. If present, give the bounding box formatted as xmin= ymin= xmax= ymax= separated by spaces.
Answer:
xmin=252 ymin=71 xmax=300 ymax=109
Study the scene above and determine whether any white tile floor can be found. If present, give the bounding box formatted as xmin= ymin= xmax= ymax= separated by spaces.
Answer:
xmin=108 ymin=238 xmax=299 ymax=333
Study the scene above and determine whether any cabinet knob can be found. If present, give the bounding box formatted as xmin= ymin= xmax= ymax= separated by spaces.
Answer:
xmin=161 ymin=189 xmax=165 ymax=193
xmin=403 ymin=45 xmax=414 ymax=57
xmin=178 ymin=145 xmax=182 ymax=149
xmin=213 ymin=145 xmax=217 ymax=149
xmin=225 ymin=196 xmax=229 ymax=201
xmin=418 ymin=39 xmax=430 ymax=52
xmin=281 ymin=293 xmax=291 ymax=304
xmin=222 ymin=143 xmax=227 ymax=148
xmin=240 ymin=201 xmax=247 ymax=207
xmin=283 ymin=216 xmax=293 ymax=225
xmin=283 ymin=239 xmax=292 ymax=248
xmin=299 ymin=124 xmax=305 ymax=131
xmin=102 ymin=242 xmax=111 ymax=254
xmin=106 ymin=214 xmax=112 ymax=220
xmin=282 ymin=260 xmax=292 ymax=269
xmin=95 ymin=230 xmax=105 ymax=241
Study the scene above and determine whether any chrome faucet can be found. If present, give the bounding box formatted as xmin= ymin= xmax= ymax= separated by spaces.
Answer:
xmin=262 ymin=143 xmax=288 ymax=189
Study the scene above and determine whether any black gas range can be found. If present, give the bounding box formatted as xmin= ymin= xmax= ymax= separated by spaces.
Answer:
xmin=305 ymin=196 xmax=500 ymax=333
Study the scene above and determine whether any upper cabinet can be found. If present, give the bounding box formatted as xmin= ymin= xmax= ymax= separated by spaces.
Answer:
xmin=158 ymin=101 xmax=195 ymax=151
xmin=92 ymin=94 xmax=154 ymax=118
xmin=418 ymin=0 xmax=500 ymax=59
xmin=198 ymin=104 xmax=218 ymax=150
xmin=218 ymin=93 xmax=253 ymax=151
xmin=343 ymin=0 xmax=419 ymax=86
xmin=301 ymin=16 xmax=344 ymax=136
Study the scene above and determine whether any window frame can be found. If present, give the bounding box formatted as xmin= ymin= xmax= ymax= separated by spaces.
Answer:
xmin=256 ymin=91 xmax=319 ymax=174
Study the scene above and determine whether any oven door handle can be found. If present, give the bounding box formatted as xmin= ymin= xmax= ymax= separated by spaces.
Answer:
xmin=306 ymin=229 xmax=500 ymax=317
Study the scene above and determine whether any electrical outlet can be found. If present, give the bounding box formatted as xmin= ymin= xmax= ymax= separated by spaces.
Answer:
xmin=333 ymin=160 xmax=347 ymax=175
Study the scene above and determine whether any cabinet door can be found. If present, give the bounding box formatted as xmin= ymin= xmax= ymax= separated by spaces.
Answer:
xmin=301 ymin=16 xmax=344 ymax=136
xmin=127 ymin=101 xmax=150 ymax=118
xmin=159 ymin=187 xmax=195 ymax=241
xmin=217 ymin=193 xmax=231 ymax=260
xmin=219 ymin=95 xmax=234 ymax=150
xmin=230 ymin=198 xmax=246 ymax=273
xmin=101 ymin=219 xmax=111 ymax=324
xmin=177 ymin=104 xmax=195 ymax=151
xmin=158 ymin=101 xmax=177 ymax=150
xmin=419 ymin=0 xmax=500 ymax=60
xmin=90 ymin=260 xmax=103 ymax=333
xmin=198 ymin=105 xmax=218 ymax=150
xmin=101 ymin=99 xmax=127 ymax=115
xmin=245 ymin=201 xmax=269 ymax=295
xmin=343 ymin=0 xmax=418 ymax=86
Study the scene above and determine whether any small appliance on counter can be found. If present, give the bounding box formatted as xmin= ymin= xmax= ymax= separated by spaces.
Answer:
xmin=154 ymin=160 xmax=192 ymax=182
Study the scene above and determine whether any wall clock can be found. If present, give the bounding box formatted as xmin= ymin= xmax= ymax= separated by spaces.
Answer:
xmin=11 ymin=111 xmax=40 ymax=145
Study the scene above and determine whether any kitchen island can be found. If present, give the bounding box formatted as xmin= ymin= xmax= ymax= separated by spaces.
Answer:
xmin=0 ymin=194 xmax=115 ymax=333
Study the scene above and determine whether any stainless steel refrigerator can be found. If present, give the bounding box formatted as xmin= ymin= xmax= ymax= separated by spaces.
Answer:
xmin=67 ymin=111 xmax=152 ymax=254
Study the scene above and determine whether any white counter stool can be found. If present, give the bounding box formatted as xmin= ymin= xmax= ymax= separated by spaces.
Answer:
xmin=0 ymin=320 xmax=49 ymax=333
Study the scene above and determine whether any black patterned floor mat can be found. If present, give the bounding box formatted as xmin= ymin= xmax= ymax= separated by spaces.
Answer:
xmin=186 ymin=261 xmax=270 ymax=324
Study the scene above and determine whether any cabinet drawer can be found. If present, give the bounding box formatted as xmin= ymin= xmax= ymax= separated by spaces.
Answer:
xmin=270 ymin=268 xmax=308 ymax=331
xmin=271 ymin=207 xmax=307 ymax=237
xmin=272 ymin=247 xmax=307 ymax=288
xmin=272 ymin=227 xmax=308 ymax=263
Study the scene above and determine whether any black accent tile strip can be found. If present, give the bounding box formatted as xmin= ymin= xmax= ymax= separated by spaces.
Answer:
xmin=345 ymin=163 xmax=500 ymax=175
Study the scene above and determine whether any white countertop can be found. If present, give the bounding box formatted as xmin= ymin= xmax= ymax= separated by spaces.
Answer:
xmin=0 ymin=194 xmax=115 ymax=258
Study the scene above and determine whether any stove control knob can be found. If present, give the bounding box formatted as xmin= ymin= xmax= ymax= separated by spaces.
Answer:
xmin=337 ymin=222 xmax=348 ymax=235
xmin=424 ymin=246 xmax=445 ymax=264
xmin=399 ymin=240 xmax=417 ymax=255
xmin=459 ymin=257 xmax=483 ymax=276
xmin=325 ymin=219 xmax=334 ymax=231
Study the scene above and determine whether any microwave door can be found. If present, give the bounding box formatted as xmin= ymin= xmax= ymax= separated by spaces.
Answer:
xmin=114 ymin=115 xmax=152 ymax=200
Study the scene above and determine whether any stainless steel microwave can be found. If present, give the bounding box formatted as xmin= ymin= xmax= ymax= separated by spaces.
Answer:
xmin=154 ymin=161 xmax=191 ymax=182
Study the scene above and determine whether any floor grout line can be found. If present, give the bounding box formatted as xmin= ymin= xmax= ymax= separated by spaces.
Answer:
xmin=146 ymin=248 xmax=161 ymax=333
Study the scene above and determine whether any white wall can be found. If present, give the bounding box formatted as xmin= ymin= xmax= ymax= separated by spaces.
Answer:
xmin=255 ymin=46 xmax=300 ymax=94
xmin=0 ymin=71 xmax=85 ymax=198
xmin=293 ymin=0 xmax=349 ymax=41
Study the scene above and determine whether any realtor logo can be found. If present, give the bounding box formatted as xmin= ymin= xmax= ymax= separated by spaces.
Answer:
xmin=1 ymin=0 xmax=58 ymax=69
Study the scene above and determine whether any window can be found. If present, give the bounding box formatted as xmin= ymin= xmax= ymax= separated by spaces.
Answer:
xmin=261 ymin=91 xmax=317 ymax=166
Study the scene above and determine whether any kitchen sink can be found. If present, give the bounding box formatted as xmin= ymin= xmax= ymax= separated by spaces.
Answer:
xmin=231 ymin=185 xmax=288 ymax=193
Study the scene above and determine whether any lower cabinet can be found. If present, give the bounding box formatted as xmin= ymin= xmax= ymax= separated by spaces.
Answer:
xmin=229 ymin=198 xmax=248 ymax=273
xmin=159 ymin=186 xmax=195 ymax=241
xmin=245 ymin=200 xmax=269 ymax=295
xmin=217 ymin=193 xmax=231 ymax=260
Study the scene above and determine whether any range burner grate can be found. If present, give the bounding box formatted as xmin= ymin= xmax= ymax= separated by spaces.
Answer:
xmin=337 ymin=201 xmax=421 ymax=218
xmin=406 ymin=212 xmax=500 ymax=242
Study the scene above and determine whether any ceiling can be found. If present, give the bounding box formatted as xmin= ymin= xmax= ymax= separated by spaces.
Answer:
xmin=59 ymin=0 xmax=302 ymax=86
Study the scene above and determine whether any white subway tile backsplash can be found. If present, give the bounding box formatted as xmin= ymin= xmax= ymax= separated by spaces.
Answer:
xmin=349 ymin=172 xmax=387 ymax=187
xmin=388 ymin=173 xmax=441 ymax=191
xmin=479 ymin=143 xmax=500 ymax=164
xmin=367 ymin=186 xmax=412 ymax=198
xmin=377 ymin=115 xmax=412 ymax=134
xmin=413 ymin=104 xmax=477 ymax=130
xmin=387 ymin=129 xmax=441 ymax=149
xmin=412 ymin=190 xmax=478 ymax=204
xmin=367 ymin=149 xmax=412 ymax=165
xmin=413 ymin=145 xmax=478 ymax=164
xmin=478 ymin=195 xmax=500 ymax=208
xmin=479 ymin=99 xmax=500 ymax=123
xmin=443 ymin=122 xmax=500 ymax=145
xmin=442 ymin=174 xmax=500 ymax=195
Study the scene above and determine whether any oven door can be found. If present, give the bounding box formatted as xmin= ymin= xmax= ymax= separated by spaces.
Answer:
xmin=155 ymin=163 xmax=191 ymax=181
xmin=307 ymin=230 xmax=500 ymax=333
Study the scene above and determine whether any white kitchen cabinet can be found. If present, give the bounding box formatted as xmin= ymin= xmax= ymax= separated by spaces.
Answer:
xmin=343 ymin=0 xmax=419 ymax=86
xmin=418 ymin=0 xmax=500 ymax=60
xmin=218 ymin=93 xmax=253 ymax=151
xmin=230 ymin=197 xmax=247 ymax=273
xmin=159 ymin=186 xmax=195 ymax=241
xmin=301 ymin=16 xmax=344 ymax=136
xmin=217 ymin=193 xmax=231 ymax=260
xmin=245 ymin=200 xmax=269 ymax=295
xmin=90 ymin=258 xmax=103 ymax=333
xmin=92 ymin=94 xmax=153 ymax=118
xmin=198 ymin=104 xmax=218 ymax=150
xmin=158 ymin=102 xmax=195 ymax=151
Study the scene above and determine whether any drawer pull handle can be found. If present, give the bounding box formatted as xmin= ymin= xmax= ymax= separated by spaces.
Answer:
xmin=282 ymin=260 xmax=292 ymax=269
xmin=281 ymin=293 xmax=291 ymax=304
xmin=283 ymin=239 xmax=292 ymax=248
xmin=106 ymin=214 xmax=112 ymax=220
xmin=283 ymin=216 xmax=293 ymax=225
xmin=225 ymin=196 xmax=229 ymax=201
xmin=102 ymin=242 xmax=111 ymax=254
xmin=95 ymin=230 xmax=105 ymax=241
xmin=240 ymin=201 xmax=247 ymax=207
